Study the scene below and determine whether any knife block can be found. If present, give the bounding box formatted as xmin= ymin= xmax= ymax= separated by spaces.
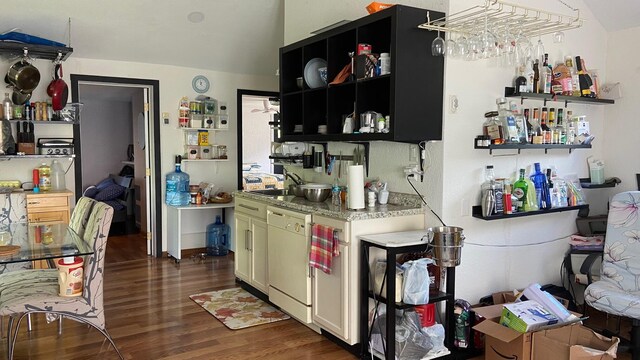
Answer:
xmin=18 ymin=142 xmax=35 ymax=155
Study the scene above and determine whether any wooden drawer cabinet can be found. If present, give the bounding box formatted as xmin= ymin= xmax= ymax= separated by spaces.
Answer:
xmin=26 ymin=190 xmax=73 ymax=225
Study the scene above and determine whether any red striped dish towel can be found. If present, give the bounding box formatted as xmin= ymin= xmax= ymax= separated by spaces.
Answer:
xmin=309 ymin=224 xmax=339 ymax=274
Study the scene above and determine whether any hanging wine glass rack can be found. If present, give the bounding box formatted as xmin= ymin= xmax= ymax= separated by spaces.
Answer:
xmin=417 ymin=0 xmax=583 ymax=39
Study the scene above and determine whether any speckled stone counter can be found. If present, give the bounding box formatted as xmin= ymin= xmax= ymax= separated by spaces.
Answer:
xmin=233 ymin=191 xmax=424 ymax=221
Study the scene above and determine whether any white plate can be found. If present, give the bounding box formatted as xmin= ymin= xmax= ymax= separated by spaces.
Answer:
xmin=304 ymin=58 xmax=327 ymax=89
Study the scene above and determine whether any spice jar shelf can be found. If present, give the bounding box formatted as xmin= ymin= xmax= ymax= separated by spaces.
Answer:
xmin=504 ymin=87 xmax=615 ymax=107
xmin=471 ymin=204 xmax=589 ymax=220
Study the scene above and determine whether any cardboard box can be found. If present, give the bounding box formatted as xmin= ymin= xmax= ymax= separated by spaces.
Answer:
xmin=473 ymin=304 xmax=588 ymax=360
xmin=500 ymin=300 xmax=559 ymax=333
xmin=474 ymin=304 xmax=533 ymax=360
xmin=533 ymin=324 xmax=619 ymax=360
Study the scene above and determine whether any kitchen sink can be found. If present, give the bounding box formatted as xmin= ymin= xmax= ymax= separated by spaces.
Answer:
xmin=247 ymin=189 xmax=289 ymax=196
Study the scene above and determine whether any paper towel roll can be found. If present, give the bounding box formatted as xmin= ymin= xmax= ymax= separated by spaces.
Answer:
xmin=348 ymin=165 xmax=365 ymax=210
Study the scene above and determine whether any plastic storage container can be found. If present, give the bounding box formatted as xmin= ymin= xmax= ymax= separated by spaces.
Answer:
xmin=206 ymin=215 xmax=229 ymax=256
xmin=50 ymin=160 xmax=66 ymax=191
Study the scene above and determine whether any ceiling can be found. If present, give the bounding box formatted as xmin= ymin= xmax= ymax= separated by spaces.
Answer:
xmin=583 ymin=0 xmax=640 ymax=32
xmin=2 ymin=0 xmax=284 ymax=76
xmin=1 ymin=0 xmax=639 ymax=78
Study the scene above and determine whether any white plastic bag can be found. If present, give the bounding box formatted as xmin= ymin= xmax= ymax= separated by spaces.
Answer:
xmin=401 ymin=258 xmax=433 ymax=305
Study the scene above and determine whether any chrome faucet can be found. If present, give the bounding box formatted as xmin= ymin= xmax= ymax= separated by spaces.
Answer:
xmin=283 ymin=168 xmax=303 ymax=185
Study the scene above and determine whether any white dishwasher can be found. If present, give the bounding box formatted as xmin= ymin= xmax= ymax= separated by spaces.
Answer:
xmin=267 ymin=206 xmax=313 ymax=324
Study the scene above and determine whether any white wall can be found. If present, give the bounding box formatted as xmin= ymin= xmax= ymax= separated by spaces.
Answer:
xmin=79 ymin=96 xmax=132 ymax=189
xmin=603 ymin=27 xmax=640 ymax=195
xmin=0 ymin=57 xmax=277 ymax=252
xmin=284 ymin=0 xmax=612 ymax=303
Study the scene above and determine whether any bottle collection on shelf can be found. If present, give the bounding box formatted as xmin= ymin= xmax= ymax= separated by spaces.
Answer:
xmin=480 ymin=163 xmax=586 ymax=217
xmin=515 ymin=54 xmax=598 ymax=98
xmin=477 ymin=97 xmax=591 ymax=147
xmin=178 ymin=97 xmax=228 ymax=160
xmin=178 ymin=96 xmax=228 ymax=129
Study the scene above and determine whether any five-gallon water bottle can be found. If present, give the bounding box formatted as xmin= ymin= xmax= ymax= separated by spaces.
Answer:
xmin=50 ymin=160 xmax=66 ymax=191
xmin=206 ymin=215 xmax=229 ymax=256
xmin=165 ymin=155 xmax=190 ymax=206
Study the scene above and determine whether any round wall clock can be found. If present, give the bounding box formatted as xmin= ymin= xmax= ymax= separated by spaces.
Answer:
xmin=192 ymin=75 xmax=210 ymax=93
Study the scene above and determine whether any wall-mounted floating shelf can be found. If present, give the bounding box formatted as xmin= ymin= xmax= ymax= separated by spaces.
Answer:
xmin=474 ymin=143 xmax=591 ymax=155
xmin=472 ymin=204 xmax=589 ymax=220
xmin=504 ymin=87 xmax=615 ymax=107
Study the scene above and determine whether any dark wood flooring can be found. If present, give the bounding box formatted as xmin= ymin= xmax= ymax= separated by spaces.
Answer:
xmin=4 ymin=231 xmax=357 ymax=359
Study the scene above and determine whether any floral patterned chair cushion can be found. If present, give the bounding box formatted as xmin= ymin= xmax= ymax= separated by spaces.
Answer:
xmin=0 ymin=201 xmax=116 ymax=357
xmin=585 ymin=191 xmax=640 ymax=318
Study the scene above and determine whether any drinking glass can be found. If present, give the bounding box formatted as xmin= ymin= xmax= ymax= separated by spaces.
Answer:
xmin=455 ymin=36 xmax=468 ymax=58
xmin=534 ymin=37 xmax=545 ymax=64
xmin=446 ymin=32 xmax=457 ymax=58
xmin=553 ymin=31 xmax=565 ymax=43
xmin=431 ymin=29 xmax=446 ymax=57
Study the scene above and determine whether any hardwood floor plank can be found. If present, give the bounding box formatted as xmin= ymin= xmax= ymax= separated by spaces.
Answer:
xmin=2 ymin=232 xmax=357 ymax=359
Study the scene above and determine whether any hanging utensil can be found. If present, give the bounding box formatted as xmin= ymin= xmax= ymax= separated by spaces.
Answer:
xmin=6 ymin=57 xmax=40 ymax=92
xmin=49 ymin=63 xmax=68 ymax=111
xmin=11 ymin=88 xmax=32 ymax=106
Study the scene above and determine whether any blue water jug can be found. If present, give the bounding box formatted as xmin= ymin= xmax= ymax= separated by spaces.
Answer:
xmin=206 ymin=215 xmax=229 ymax=256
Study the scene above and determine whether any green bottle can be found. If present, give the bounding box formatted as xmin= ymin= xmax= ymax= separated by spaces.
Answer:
xmin=513 ymin=168 xmax=528 ymax=212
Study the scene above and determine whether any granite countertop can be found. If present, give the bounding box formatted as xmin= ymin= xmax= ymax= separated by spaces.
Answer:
xmin=234 ymin=191 xmax=424 ymax=221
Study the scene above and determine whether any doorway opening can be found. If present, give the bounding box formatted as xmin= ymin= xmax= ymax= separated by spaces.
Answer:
xmin=236 ymin=89 xmax=280 ymax=190
xmin=70 ymin=75 xmax=162 ymax=257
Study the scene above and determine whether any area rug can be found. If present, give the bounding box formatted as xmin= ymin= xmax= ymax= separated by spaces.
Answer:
xmin=190 ymin=287 xmax=290 ymax=330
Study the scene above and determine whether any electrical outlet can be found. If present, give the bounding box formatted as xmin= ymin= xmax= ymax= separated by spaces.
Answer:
xmin=162 ymin=112 xmax=170 ymax=125
xmin=409 ymin=144 xmax=419 ymax=162
xmin=449 ymin=95 xmax=459 ymax=114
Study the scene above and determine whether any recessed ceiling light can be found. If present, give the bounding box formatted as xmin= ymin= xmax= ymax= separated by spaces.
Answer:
xmin=187 ymin=11 xmax=205 ymax=23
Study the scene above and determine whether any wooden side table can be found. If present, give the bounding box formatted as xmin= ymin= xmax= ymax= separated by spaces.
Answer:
xmin=26 ymin=190 xmax=73 ymax=225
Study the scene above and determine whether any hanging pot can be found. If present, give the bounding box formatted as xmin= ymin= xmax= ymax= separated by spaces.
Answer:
xmin=11 ymin=88 xmax=32 ymax=105
xmin=6 ymin=59 xmax=40 ymax=92
xmin=48 ymin=64 xmax=68 ymax=111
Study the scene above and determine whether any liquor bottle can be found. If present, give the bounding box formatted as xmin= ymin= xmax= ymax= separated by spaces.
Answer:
xmin=533 ymin=60 xmax=540 ymax=94
xmin=166 ymin=155 xmax=191 ymax=206
xmin=524 ymin=108 xmax=533 ymax=143
xmin=530 ymin=163 xmax=551 ymax=210
xmin=509 ymin=101 xmax=527 ymax=144
xmin=514 ymin=75 xmax=527 ymax=95
xmin=565 ymin=110 xmax=576 ymax=144
xmin=548 ymin=108 xmax=557 ymax=144
xmin=482 ymin=111 xmax=504 ymax=145
xmin=540 ymin=107 xmax=551 ymax=144
xmin=513 ymin=168 xmax=528 ymax=212
xmin=542 ymin=54 xmax=552 ymax=94
xmin=555 ymin=109 xmax=566 ymax=144
xmin=481 ymin=165 xmax=503 ymax=216
xmin=565 ymin=56 xmax=581 ymax=97
xmin=575 ymin=56 xmax=593 ymax=98
xmin=497 ymin=98 xmax=518 ymax=143
xmin=531 ymin=108 xmax=542 ymax=144
xmin=525 ymin=60 xmax=535 ymax=93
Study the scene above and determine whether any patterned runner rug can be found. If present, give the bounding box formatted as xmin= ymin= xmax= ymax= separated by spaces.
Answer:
xmin=190 ymin=287 xmax=290 ymax=330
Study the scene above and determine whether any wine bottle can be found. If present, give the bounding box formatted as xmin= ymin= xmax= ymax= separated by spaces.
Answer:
xmin=580 ymin=58 xmax=597 ymax=98
xmin=575 ymin=56 xmax=593 ymax=98
xmin=542 ymin=54 xmax=552 ymax=94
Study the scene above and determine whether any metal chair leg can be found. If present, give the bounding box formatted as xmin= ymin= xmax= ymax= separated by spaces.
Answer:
xmin=58 ymin=315 xmax=63 ymax=335
xmin=26 ymin=314 xmax=31 ymax=332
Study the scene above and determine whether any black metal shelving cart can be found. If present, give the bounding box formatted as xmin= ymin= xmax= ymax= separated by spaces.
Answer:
xmin=359 ymin=231 xmax=480 ymax=360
